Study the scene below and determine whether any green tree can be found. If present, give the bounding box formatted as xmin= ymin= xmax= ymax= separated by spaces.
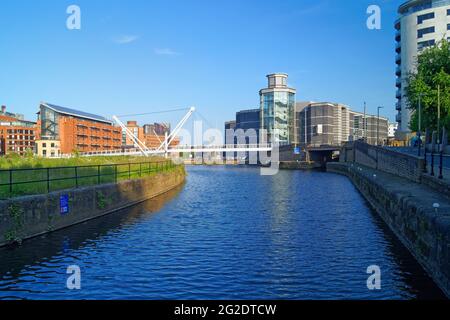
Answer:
xmin=406 ymin=40 xmax=450 ymax=135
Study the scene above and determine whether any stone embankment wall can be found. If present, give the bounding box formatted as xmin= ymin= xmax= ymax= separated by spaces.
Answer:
xmin=327 ymin=162 xmax=450 ymax=298
xmin=341 ymin=141 xmax=425 ymax=182
xmin=0 ymin=167 xmax=186 ymax=247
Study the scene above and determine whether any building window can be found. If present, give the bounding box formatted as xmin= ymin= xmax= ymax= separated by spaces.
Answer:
xmin=417 ymin=40 xmax=436 ymax=50
xmin=417 ymin=26 xmax=435 ymax=38
xmin=447 ymin=9 xmax=450 ymax=15
xmin=448 ymin=24 xmax=450 ymax=30
xmin=409 ymin=3 xmax=432 ymax=15
xmin=417 ymin=12 xmax=434 ymax=24
xmin=43 ymin=143 xmax=46 ymax=148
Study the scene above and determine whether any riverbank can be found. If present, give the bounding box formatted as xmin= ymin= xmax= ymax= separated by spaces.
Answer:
xmin=0 ymin=165 xmax=185 ymax=247
xmin=1 ymin=165 xmax=443 ymax=299
xmin=327 ymin=162 xmax=450 ymax=298
xmin=0 ymin=155 xmax=171 ymax=199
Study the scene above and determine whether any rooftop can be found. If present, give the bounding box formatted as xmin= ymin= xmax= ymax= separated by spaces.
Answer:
xmin=41 ymin=102 xmax=113 ymax=125
xmin=398 ymin=0 xmax=450 ymax=15
xmin=236 ymin=108 xmax=260 ymax=114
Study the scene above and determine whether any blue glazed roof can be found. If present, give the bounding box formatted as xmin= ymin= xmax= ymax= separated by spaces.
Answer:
xmin=42 ymin=102 xmax=112 ymax=124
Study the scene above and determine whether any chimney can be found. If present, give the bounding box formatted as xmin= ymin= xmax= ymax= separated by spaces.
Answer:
xmin=1 ymin=105 xmax=5 ymax=114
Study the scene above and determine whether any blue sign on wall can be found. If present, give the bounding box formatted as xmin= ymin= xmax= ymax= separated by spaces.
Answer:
xmin=294 ymin=147 xmax=301 ymax=155
xmin=60 ymin=194 xmax=69 ymax=215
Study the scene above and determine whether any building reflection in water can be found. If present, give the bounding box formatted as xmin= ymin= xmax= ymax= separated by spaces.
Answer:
xmin=0 ymin=184 xmax=184 ymax=280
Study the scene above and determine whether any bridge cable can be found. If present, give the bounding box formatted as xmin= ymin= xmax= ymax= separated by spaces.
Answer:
xmin=116 ymin=107 xmax=191 ymax=118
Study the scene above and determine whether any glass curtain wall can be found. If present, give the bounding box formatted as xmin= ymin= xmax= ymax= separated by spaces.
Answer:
xmin=40 ymin=105 xmax=59 ymax=140
xmin=262 ymin=92 xmax=295 ymax=144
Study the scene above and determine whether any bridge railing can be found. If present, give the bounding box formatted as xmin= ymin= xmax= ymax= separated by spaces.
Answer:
xmin=80 ymin=149 xmax=141 ymax=156
xmin=80 ymin=144 xmax=273 ymax=156
xmin=0 ymin=160 xmax=176 ymax=200
xmin=170 ymin=144 xmax=272 ymax=150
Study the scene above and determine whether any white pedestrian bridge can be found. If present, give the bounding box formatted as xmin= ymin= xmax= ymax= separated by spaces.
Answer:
xmin=80 ymin=144 xmax=273 ymax=157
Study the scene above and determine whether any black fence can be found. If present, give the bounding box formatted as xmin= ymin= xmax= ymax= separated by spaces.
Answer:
xmin=0 ymin=160 xmax=177 ymax=200
xmin=423 ymin=147 xmax=446 ymax=180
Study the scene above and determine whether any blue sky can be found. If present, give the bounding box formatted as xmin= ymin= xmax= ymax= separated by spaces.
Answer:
xmin=0 ymin=0 xmax=400 ymax=127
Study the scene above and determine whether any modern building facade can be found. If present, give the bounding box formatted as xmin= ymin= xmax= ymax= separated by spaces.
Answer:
xmin=260 ymin=74 xmax=296 ymax=144
xmin=296 ymin=102 xmax=389 ymax=146
xmin=236 ymin=109 xmax=260 ymax=132
xmin=236 ymin=109 xmax=260 ymax=144
xmin=297 ymin=102 xmax=351 ymax=146
xmin=395 ymin=0 xmax=450 ymax=135
xmin=224 ymin=109 xmax=260 ymax=145
xmin=349 ymin=111 xmax=389 ymax=145
xmin=37 ymin=102 xmax=122 ymax=155
xmin=0 ymin=112 xmax=37 ymax=156
xmin=224 ymin=120 xmax=236 ymax=133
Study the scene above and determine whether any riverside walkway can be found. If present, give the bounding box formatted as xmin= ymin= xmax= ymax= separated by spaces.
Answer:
xmin=328 ymin=161 xmax=450 ymax=298
xmin=329 ymin=141 xmax=450 ymax=298
xmin=332 ymin=162 xmax=450 ymax=218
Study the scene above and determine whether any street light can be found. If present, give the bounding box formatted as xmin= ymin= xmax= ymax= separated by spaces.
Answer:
xmin=377 ymin=106 xmax=384 ymax=146
xmin=418 ymin=93 xmax=424 ymax=157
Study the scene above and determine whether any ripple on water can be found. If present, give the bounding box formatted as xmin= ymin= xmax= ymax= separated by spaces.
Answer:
xmin=0 ymin=166 xmax=446 ymax=300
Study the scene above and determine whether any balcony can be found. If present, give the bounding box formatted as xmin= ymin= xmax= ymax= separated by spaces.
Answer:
xmin=396 ymin=113 xmax=402 ymax=122
xmin=396 ymin=78 xmax=402 ymax=88
xmin=395 ymin=42 xmax=401 ymax=53
xmin=396 ymin=89 xmax=402 ymax=99
xmin=395 ymin=54 xmax=401 ymax=64
xmin=395 ymin=30 xmax=401 ymax=42
xmin=395 ymin=66 xmax=401 ymax=76
xmin=396 ymin=101 xmax=402 ymax=111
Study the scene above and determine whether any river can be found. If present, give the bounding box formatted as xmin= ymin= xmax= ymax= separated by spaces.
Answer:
xmin=0 ymin=166 xmax=445 ymax=299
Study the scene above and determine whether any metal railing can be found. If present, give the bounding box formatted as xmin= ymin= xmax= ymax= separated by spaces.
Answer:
xmin=0 ymin=160 xmax=176 ymax=200
xmin=423 ymin=147 xmax=446 ymax=180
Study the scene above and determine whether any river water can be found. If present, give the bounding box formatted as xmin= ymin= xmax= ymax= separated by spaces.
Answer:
xmin=0 ymin=166 xmax=445 ymax=299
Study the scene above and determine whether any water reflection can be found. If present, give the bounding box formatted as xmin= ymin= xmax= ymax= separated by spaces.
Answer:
xmin=0 ymin=184 xmax=184 ymax=281
xmin=0 ymin=167 xmax=445 ymax=300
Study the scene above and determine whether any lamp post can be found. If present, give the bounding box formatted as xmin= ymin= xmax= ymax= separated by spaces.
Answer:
xmin=363 ymin=102 xmax=367 ymax=142
xmin=418 ymin=93 xmax=423 ymax=157
xmin=377 ymin=106 xmax=384 ymax=146
xmin=437 ymin=85 xmax=441 ymax=145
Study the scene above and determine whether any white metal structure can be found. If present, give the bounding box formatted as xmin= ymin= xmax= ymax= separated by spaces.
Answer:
xmin=112 ymin=107 xmax=196 ymax=157
xmin=80 ymin=144 xmax=272 ymax=157
xmin=112 ymin=115 xmax=151 ymax=156
xmin=156 ymin=107 xmax=196 ymax=152
xmin=95 ymin=106 xmax=273 ymax=158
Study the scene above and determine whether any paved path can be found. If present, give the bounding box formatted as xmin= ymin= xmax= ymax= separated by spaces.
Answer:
xmin=345 ymin=162 xmax=450 ymax=216
xmin=386 ymin=147 xmax=450 ymax=169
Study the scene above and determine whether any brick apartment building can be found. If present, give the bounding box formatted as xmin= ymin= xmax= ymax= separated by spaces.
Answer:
xmin=0 ymin=105 xmax=37 ymax=156
xmin=37 ymin=102 xmax=122 ymax=155
xmin=125 ymin=120 xmax=179 ymax=149
xmin=143 ymin=122 xmax=170 ymax=136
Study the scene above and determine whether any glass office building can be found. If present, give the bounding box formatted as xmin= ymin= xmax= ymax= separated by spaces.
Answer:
xmin=260 ymin=74 xmax=296 ymax=144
